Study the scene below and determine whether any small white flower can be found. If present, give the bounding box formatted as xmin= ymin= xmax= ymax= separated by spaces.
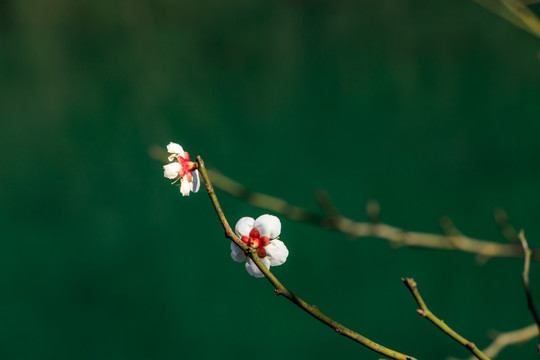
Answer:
xmin=231 ymin=214 xmax=289 ymax=278
xmin=163 ymin=142 xmax=200 ymax=196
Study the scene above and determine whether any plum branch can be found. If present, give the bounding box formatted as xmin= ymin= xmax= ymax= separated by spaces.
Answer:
xmin=196 ymin=156 xmax=417 ymax=360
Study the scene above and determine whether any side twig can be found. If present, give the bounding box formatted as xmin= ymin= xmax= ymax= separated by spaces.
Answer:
xmin=493 ymin=208 xmax=519 ymax=243
xmin=196 ymin=156 xmax=418 ymax=360
xmin=518 ymin=230 xmax=540 ymax=354
xmin=402 ymin=277 xmax=490 ymax=360
xmin=454 ymin=323 xmax=538 ymax=360
xmin=205 ymin=168 xmax=540 ymax=261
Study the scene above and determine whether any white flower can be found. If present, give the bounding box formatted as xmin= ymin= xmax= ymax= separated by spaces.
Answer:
xmin=163 ymin=142 xmax=200 ymax=196
xmin=231 ymin=214 xmax=289 ymax=278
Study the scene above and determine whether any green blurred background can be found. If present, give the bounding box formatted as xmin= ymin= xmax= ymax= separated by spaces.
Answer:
xmin=1 ymin=1 xmax=540 ymax=359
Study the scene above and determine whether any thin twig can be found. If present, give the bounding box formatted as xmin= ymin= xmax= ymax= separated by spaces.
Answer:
xmin=454 ymin=323 xmax=538 ymax=360
xmin=196 ymin=156 xmax=418 ymax=360
xmin=518 ymin=230 xmax=540 ymax=354
xmin=205 ymin=168 xmax=540 ymax=261
xmin=493 ymin=208 xmax=519 ymax=243
xmin=474 ymin=0 xmax=540 ymax=38
xmin=402 ymin=277 xmax=490 ymax=360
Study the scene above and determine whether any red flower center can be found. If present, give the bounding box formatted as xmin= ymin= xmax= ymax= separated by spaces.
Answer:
xmin=177 ymin=152 xmax=197 ymax=180
xmin=241 ymin=228 xmax=271 ymax=258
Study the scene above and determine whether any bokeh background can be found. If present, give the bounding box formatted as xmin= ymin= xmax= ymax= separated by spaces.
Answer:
xmin=1 ymin=1 xmax=540 ymax=359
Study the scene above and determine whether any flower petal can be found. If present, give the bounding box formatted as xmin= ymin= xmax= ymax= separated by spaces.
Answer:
xmin=265 ymin=240 xmax=289 ymax=266
xmin=254 ymin=214 xmax=281 ymax=238
xmin=230 ymin=242 xmax=245 ymax=262
xmin=191 ymin=169 xmax=200 ymax=193
xmin=167 ymin=142 xmax=184 ymax=155
xmin=235 ymin=217 xmax=254 ymax=237
xmin=245 ymin=257 xmax=271 ymax=278
xmin=180 ymin=179 xmax=192 ymax=196
xmin=163 ymin=162 xmax=181 ymax=179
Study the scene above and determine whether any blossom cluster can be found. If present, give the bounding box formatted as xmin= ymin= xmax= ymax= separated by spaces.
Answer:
xmin=163 ymin=142 xmax=289 ymax=278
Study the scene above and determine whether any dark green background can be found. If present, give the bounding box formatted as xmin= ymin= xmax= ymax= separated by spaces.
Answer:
xmin=1 ymin=1 xmax=540 ymax=359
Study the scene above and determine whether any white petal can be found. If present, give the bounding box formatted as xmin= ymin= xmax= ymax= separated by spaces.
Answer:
xmin=265 ymin=240 xmax=289 ymax=266
xmin=254 ymin=214 xmax=281 ymax=238
xmin=245 ymin=257 xmax=271 ymax=278
xmin=191 ymin=169 xmax=200 ymax=193
xmin=235 ymin=217 xmax=254 ymax=237
xmin=180 ymin=179 xmax=192 ymax=196
xmin=167 ymin=142 xmax=184 ymax=155
xmin=230 ymin=242 xmax=245 ymax=262
xmin=163 ymin=162 xmax=181 ymax=179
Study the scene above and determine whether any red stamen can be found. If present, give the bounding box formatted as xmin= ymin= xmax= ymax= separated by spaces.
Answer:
xmin=241 ymin=236 xmax=250 ymax=245
xmin=248 ymin=238 xmax=260 ymax=248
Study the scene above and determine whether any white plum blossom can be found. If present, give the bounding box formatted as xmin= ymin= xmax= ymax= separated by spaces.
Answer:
xmin=231 ymin=214 xmax=289 ymax=278
xmin=163 ymin=142 xmax=200 ymax=196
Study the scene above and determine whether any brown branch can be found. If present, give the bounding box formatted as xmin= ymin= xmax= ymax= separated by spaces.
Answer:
xmin=402 ymin=278 xmax=490 ymax=360
xmin=205 ymin=168 xmax=540 ymax=261
xmin=453 ymin=323 xmax=538 ymax=360
xmin=196 ymin=156 xmax=418 ymax=360
xmin=518 ymin=230 xmax=540 ymax=354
